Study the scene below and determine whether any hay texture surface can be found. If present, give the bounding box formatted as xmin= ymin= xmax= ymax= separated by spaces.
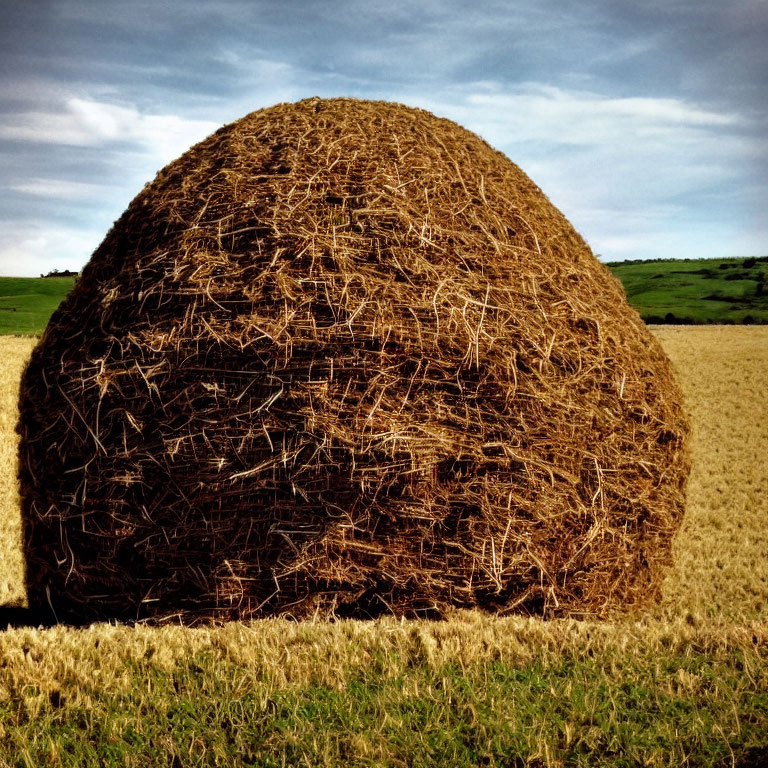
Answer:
xmin=18 ymin=98 xmax=689 ymax=624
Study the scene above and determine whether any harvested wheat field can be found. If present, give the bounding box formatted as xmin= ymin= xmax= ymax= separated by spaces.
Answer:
xmin=3 ymin=326 xmax=765 ymax=619
xmin=17 ymin=98 xmax=687 ymax=625
xmin=0 ymin=336 xmax=34 ymax=610
xmin=655 ymin=326 xmax=768 ymax=623
xmin=1 ymin=327 xmax=767 ymax=767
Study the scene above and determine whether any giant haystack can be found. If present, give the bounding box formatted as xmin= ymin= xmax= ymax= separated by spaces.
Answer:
xmin=18 ymin=98 xmax=689 ymax=624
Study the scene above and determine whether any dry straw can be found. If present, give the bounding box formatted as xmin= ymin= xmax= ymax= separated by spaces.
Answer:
xmin=18 ymin=97 xmax=689 ymax=624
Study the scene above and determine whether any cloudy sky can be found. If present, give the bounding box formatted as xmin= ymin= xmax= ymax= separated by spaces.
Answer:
xmin=1 ymin=0 xmax=766 ymax=276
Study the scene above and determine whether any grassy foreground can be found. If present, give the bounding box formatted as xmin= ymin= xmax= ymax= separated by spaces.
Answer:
xmin=1 ymin=327 xmax=768 ymax=766
xmin=1 ymin=619 xmax=766 ymax=767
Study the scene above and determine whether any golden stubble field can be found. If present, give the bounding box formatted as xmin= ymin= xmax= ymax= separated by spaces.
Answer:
xmin=0 ymin=336 xmax=35 ymax=608
xmin=0 ymin=326 xmax=768 ymax=623
xmin=2 ymin=326 xmax=767 ymax=625
xmin=0 ymin=326 xmax=767 ymax=768
xmin=653 ymin=326 xmax=768 ymax=623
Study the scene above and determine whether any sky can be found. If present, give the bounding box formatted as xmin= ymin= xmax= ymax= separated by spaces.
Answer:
xmin=0 ymin=0 xmax=766 ymax=276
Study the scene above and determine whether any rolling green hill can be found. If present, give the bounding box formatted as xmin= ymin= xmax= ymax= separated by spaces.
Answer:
xmin=606 ymin=255 xmax=768 ymax=324
xmin=0 ymin=256 xmax=766 ymax=335
xmin=0 ymin=276 xmax=76 ymax=336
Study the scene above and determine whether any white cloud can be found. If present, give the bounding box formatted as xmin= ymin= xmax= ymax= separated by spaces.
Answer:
xmin=9 ymin=178 xmax=113 ymax=199
xmin=0 ymin=97 xmax=220 ymax=164
xmin=0 ymin=222 xmax=102 ymax=277
xmin=0 ymin=82 xmax=760 ymax=273
xmin=421 ymin=82 xmax=741 ymax=148
xmin=408 ymin=81 xmax=756 ymax=259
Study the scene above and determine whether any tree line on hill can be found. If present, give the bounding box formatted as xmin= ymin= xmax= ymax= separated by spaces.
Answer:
xmin=604 ymin=256 xmax=768 ymax=267
xmin=40 ymin=269 xmax=78 ymax=278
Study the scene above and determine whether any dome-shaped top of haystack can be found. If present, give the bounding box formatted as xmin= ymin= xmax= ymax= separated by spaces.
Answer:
xmin=19 ymin=97 xmax=689 ymax=624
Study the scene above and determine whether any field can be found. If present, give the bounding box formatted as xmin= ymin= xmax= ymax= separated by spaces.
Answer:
xmin=0 ymin=277 xmax=76 ymax=336
xmin=607 ymin=257 xmax=768 ymax=325
xmin=0 ymin=257 xmax=766 ymax=339
xmin=1 ymin=327 xmax=768 ymax=766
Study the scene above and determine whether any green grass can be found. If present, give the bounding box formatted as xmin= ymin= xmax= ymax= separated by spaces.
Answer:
xmin=606 ymin=256 xmax=768 ymax=324
xmin=0 ymin=277 xmax=76 ymax=336
xmin=1 ymin=620 xmax=767 ymax=767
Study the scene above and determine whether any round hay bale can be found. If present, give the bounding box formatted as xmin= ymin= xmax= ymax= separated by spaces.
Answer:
xmin=18 ymin=97 xmax=689 ymax=624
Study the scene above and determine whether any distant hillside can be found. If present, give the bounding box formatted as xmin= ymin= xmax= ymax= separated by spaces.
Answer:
xmin=606 ymin=256 xmax=768 ymax=324
xmin=0 ymin=276 xmax=76 ymax=335
xmin=1 ymin=257 xmax=767 ymax=335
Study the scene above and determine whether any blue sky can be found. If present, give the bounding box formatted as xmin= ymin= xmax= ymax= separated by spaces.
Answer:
xmin=1 ymin=0 xmax=766 ymax=276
